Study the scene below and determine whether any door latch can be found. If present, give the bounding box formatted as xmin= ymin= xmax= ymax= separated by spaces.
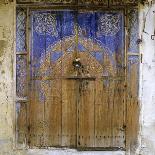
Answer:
xmin=151 ymin=27 xmax=155 ymax=40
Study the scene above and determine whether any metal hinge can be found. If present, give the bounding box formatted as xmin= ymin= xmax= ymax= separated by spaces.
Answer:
xmin=140 ymin=53 xmax=143 ymax=63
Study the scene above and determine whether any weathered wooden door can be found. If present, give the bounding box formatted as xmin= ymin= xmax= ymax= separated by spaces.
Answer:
xmin=29 ymin=10 xmax=125 ymax=149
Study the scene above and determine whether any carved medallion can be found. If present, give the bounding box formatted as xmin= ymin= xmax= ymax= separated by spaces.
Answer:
xmin=98 ymin=14 xmax=121 ymax=36
xmin=34 ymin=13 xmax=58 ymax=36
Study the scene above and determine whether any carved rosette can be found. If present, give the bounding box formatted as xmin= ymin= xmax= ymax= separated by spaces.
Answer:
xmin=97 ymin=14 xmax=121 ymax=36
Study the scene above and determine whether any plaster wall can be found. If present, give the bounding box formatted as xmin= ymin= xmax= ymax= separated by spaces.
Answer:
xmin=139 ymin=2 xmax=155 ymax=155
xmin=0 ymin=1 xmax=155 ymax=155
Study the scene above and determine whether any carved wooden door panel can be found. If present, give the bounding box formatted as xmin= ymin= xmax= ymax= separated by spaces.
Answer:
xmin=29 ymin=10 xmax=125 ymax=149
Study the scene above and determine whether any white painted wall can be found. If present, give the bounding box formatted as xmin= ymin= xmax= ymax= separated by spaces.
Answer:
xmin=139 ymin=2 xmax=155 ymax=155
xmin=1 ymin=1 xmax=155 ymax=155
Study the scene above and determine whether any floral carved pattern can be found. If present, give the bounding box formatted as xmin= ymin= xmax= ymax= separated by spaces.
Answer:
xmin=16 ymin=55 xmax=27 ymax=98
xmin=98 ymin=14 xmax=121 ymax=36
xmin=34 ymin=13 xmax=58 ymax=36
xmin=16 ymin=8 xmax=26 ymax=52
xmin=128 ymin=9 xmax=139 ymax=53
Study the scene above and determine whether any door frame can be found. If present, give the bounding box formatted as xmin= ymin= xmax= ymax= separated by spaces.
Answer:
xmin=15 ymin=4 xmax=140 ymax=151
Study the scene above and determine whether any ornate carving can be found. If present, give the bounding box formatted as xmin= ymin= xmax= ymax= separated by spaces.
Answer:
xmin=128 ymin=9 xmax=139 ymax=53
xmin=17 ymin=0 xmax=75 ymax=4
xmin=110 ymin=0 xmax=138 ymax=5
xmin=47 ymin=0 xmax=73 ymax=3
xmin=16 ymin=8 xmax=26 ymax=52
xmin=16 ymin=55 xmax=27 ymax=98
xmin=34 ymin=13 xmax=58 ymax=36
xmin=97 ymin=14 xmax=121 ymax=36
xmin=17 ymin=0 xmax=138 ymax=5
xmin=128 ymin=55 xmax=139 ymax=65
xmin=47 ymin=36 xmax=103 ymax=53
xmin=78 ymin=0 xmax=108 ymax=5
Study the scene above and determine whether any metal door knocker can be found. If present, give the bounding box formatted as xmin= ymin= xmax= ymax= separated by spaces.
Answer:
xmin=72 ymin=58 xmax=82 ymax=69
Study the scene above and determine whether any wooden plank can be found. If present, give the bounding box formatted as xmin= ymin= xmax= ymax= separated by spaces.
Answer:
xmin=29 ymin=80 xmax=45 ymax=147
xmin=16 ymin=102 xmax=27 ymax=144
xmin=108 ymin=79 xmax=115 ymax=147
xmin=95 ymin=78 xmax=125 ymax=148
xmin=77 ymin=80 xmax=95 ymax=148
xmin=95 ymin=79 xmax=110 ymax=147
xmin=111 ymin=79 xmax=125 ymax=148
xmin=62 ymin=79 xmax=77 ymax=147
xmin=126 ymin=55 xmax=139 ymax=150
xmin=110 ymin=52 xmax=126 ymax=147
xmin=29 ymin=10 xmax=47 ymax=147
xmin=60 ymin=16 xmax=77 ymax=145
xmin=98 ymin=78 xmax=125 ymax=148
xmin=44 ymin=79 xmax=62 ymax=146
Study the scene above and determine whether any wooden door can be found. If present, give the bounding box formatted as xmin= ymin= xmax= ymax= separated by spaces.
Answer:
xmin=29 ymin=10 xmax=125 ymax=149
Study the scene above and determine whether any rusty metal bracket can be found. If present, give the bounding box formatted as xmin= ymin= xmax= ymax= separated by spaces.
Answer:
xmin=151 ymin=34 xmax=155 ymax=40
xmin=141 ymin=53 xmax=143 ymax=63
xmin=151 ymin=10 xmax=155 ymax=40
xmin=151 ymin=28 xmax=155 ymax=40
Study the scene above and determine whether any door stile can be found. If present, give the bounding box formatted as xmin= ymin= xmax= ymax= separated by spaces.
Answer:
xmin=27 ymin=7 xmax=31 ymax=148
xmin=124 ymin=8 xmax=128 ymax=149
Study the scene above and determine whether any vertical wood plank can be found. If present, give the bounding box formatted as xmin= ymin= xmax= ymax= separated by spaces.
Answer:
xmin=95 ymin=79 xmax=110 ymax=147
xmin=62 ymin=79 xmax=77 ymax=147
xmin=108 ymin=79 xmax=115 ymax=147
xmin=126 ymin=55 xmax=139 ymax=151
xmin=77 ymin=80 xmax=95 ymax=148
xmin=29 ymin=80 xmax=45 ymax=147
xmin=111 ymin=79 xmax=125 ymax=148
xmin=29 ymin=10 xmax=47 ymax=146
xmin=16 ymin=102 xmax=27 ymax=144
xmin=44 ymin=79 xmax=62 ymax=146
xmin=44 ymin=11 xmax=63 ymax=147
xmin=95 ymin=71 xmax=125 ymax=148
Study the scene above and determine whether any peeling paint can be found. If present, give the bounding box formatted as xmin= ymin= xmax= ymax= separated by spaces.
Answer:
xmin=0 ymin=40 xmax=7 ymax=57
xmin=1 ymin=70 xmax=5 ymax=74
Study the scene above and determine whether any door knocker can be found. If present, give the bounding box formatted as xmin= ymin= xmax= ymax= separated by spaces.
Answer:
xmin=72 ymin=58 xmax=82 ymax=69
